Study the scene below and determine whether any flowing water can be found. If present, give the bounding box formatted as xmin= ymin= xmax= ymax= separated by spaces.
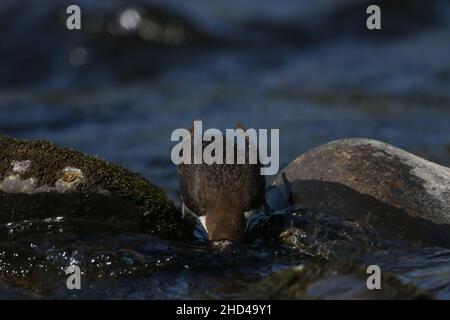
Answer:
xmin=0 ymin=0 xmax=450 ymax=299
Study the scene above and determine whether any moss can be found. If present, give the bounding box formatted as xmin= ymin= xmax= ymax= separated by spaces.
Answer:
xmin=0 ymin=135 xmax=195 ymax=240
xmin=242 ymin=261 xmax=431 ymax=300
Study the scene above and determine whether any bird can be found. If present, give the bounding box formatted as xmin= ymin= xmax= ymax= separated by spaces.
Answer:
xmin=176 ymin=122 xmax=266 ymax=242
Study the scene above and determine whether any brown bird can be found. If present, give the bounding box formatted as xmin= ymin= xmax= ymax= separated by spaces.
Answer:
xmin=177 ymin=123 xmax=266 ymax=242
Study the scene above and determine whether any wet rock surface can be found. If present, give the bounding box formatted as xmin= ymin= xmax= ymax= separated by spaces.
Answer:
xmin=268 ymin=138 xmax=450 ymax=247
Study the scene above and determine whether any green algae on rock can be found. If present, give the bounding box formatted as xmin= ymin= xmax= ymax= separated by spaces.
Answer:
xmin=242 ymin=262 xmax=431 ymax=300
xmin=0 ymin=135 xmax=195 ymax=240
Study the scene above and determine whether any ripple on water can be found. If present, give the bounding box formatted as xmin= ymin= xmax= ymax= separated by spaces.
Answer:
xmin=1 ymin=208 xmax=448 ymax=298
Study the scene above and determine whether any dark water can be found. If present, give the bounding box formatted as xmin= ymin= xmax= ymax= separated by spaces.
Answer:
xmin=2 ymin=209 xmax=450 ymax=299
xmin=1 ymin=0 xmax=450 ymax=299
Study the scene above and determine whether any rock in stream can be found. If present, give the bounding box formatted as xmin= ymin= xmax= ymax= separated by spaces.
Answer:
xmin=0 ymin=135 xmax=195 ymax=241
xmin=268 ymin=138 xmax=450 ymax=247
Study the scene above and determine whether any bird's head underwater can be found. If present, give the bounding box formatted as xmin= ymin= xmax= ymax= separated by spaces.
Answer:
xmin=176 ymin=123 xmax=266 ymax=244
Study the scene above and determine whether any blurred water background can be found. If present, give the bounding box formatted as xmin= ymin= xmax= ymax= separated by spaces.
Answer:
xmin=0 ymin=0 xmax=449 ymax=200
xmin=1 ymin=0 xmax=450 ymax=299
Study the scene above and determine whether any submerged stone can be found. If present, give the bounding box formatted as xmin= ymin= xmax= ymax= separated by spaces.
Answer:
xmin=267 ymin=138 xmax=450 ymax=247
xmin=0 ymin=135 xmax=195 ymax=241
xmin=242 ymin=262 xmax=430 ymax=300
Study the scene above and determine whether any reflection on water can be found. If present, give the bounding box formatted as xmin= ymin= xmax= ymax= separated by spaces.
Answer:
xmin=1 ymin=209 xmax=449 ymax=299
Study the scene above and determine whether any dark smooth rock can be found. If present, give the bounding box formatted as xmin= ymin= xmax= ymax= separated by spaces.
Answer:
xmin=267 ymin=138 xmax=450 ymax=247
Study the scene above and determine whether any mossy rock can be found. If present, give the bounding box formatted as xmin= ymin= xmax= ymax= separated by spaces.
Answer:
xmin=0 ymin=135 xmax=195 ymax=240
xmin=242 ymin=262 xmax=431 ymax=300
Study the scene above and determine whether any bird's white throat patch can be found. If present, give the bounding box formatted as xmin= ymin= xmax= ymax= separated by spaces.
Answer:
xmin=182 ymin=201 xmax=268 ymax=240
